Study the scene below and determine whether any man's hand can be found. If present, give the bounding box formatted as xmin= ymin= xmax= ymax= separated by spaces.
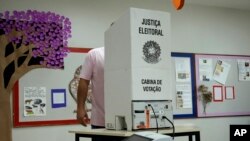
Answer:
xmin=77 ymin=108 xmax=90 ymax=126
xmin=77 ymin=78 xmax=90 ymax=126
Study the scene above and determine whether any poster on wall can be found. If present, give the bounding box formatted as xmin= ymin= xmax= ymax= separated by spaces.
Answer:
xmin=176 ymin=84 xmax=192 ymax=109
xmin=24 ymin=87 xmax=46 ymax=116
xmin=198 ymin=58 xmax=213 ymax=81
xmin=237 ymin=59 xmax=250 ymax=81
xmin=213 ymin=60 xmax=231 ymax=85
xmin=175 ymin=58 xmax=191 ymax=82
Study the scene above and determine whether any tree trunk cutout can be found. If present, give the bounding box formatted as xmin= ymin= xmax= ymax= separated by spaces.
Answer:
xmin=0 ymin=10 xmax=71 ymax=141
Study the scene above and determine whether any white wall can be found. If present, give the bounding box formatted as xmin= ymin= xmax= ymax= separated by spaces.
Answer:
xmin=1 ymin=0 xmax=250 ymax=141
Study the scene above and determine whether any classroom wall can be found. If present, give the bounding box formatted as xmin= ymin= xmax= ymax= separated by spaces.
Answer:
xmin=1 ymin=0 xmax=250 ymax=141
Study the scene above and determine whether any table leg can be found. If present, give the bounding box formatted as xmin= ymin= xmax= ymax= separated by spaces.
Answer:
xmin=75 ymin=134 xmax=80 ymax=141
xmin=195 ymin=132 xmax=200 ymax=141
xmin=189 ymin=135 xmax=193 ymax=141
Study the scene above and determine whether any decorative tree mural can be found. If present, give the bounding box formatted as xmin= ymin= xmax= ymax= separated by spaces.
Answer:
xmin=0 ymin=10 xmax=71 ymax=141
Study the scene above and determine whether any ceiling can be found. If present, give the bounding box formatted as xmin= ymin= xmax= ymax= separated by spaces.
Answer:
xmin=185 ymin=0 xmax=250 ymax=11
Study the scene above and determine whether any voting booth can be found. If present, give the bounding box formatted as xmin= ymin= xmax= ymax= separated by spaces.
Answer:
xmin=104 ymin=8 xmax=173 ymax=131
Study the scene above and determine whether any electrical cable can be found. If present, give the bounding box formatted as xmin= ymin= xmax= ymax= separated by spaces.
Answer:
xmin=162 ymin=116 xmax=175 ymax=140
xmin=148 ymin=104 xmax=159 ymax=133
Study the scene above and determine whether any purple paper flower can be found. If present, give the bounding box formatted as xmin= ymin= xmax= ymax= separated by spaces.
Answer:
xmin=0 ymin=10 xmax=72 ymax=68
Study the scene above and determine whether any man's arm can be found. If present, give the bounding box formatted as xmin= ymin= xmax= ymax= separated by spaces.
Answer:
xmin=76 ymin=78 xmax=90 ymax=126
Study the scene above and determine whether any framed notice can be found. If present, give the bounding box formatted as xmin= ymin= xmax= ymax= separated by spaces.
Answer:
xmin=213 ymin=85 xmax=223 ymax=102
xmin=225 ymin=86 xmax=235 ymax=100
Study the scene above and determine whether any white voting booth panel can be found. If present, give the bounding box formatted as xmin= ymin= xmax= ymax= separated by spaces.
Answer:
xmin=105 ymin=8 xmax=172 ymax=131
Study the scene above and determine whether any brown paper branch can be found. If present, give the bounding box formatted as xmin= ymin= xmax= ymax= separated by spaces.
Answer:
xmin=198 ymin=85 xmax=212 ymax=114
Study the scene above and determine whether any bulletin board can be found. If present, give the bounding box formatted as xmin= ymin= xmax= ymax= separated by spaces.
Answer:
xmin=195 ymin=54 xmax=250 ymax=117
xmin=171 ymin=52 xmax=197 ymax=118
xmin=12 ymin=47 xmax=91 ymax=127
